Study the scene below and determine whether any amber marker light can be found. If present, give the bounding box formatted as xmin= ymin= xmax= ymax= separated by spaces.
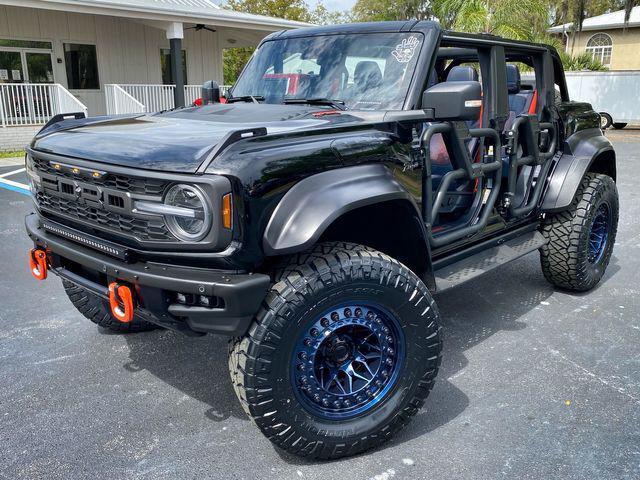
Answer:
xmin=222 ymin=193 xmax=232 ymax=229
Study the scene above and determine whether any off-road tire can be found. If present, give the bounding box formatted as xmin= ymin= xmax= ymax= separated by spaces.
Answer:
xmin=228 ymin=242 xmax=442 ymax=460
xmin=540 ymin=173 xmax=618 ymax=291
xmin=62 ymin=280 xmax=158 ymax=333
xmin=612 ymin=122 xmax=627 ymax=130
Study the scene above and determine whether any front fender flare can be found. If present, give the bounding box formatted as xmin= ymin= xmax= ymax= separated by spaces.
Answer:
xmin=541 ymin=128 xmax=615 ymax=212
xmin=263 ymin=164 xmax=418 ymax=255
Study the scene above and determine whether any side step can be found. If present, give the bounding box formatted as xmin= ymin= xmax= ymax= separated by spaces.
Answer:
xmin=434 ymin=231 xmax=548 ymax=291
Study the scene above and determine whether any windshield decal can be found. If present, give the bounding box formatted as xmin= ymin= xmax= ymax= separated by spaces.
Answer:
xmin=392 ymin=36 xmax=420 ymax=63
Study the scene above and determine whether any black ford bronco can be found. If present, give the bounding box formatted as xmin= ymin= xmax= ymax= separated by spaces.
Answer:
xmin=25 ymin=21 xmax=618 ymax=459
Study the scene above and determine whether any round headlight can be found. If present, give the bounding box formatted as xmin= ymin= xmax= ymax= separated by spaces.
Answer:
xmin=164 ymin=184 xmax=211 ymax=241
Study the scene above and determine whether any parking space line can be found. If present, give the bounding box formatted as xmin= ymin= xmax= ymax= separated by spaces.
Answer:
xmin=0 ymin=177 xmax=30 ymax=195
xmin=0 ymin=168 xmax=26 ymax=178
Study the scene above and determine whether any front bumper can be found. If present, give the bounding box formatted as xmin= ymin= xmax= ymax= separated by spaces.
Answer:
xmin=26 ymin=213 xmax=270 ymax=336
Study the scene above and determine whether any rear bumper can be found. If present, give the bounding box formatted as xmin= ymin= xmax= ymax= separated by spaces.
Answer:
xmin=25 ymin=213 xmax=270 ymax=336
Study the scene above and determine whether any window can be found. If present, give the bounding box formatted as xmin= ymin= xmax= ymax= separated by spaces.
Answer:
xmin=161 ymin=49 xmax=187 ymax=85
xmin=586 ymin=33 xmax=612 ymax=67
xmin=64 ymin=43 xmax=99 ymax=89
xmin=232 ymin=33 xmax=424 ymax=110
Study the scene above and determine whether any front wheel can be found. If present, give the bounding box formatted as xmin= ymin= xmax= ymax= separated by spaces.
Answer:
xmin=228 ymin=242 xmax=442 ymax=459
xmin=540 ymin=173 xmax=618 ymax=291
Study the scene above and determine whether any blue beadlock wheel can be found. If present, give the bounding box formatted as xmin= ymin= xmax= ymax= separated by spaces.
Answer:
xmin=291 ymin=303 xmax=405 ymax=420
xmin=588 ymin=203 xmax=611 ymax=264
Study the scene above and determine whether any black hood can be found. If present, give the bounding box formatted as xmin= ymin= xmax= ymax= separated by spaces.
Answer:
xmin=32 ymin=103 xmax=359 ymax=173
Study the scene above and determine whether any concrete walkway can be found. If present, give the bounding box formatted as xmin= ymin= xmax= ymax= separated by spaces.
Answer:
xmin=0 ymin=156 xmax=25 ymax=167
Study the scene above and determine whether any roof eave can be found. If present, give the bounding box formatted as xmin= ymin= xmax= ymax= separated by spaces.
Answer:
xmin=549 ymin=22 xmax=640 ymax=34
xmin=0 ymin=0 xmax=310 ymax=31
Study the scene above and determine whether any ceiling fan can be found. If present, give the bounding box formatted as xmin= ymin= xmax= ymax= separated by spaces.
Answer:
xmin=185 ymin=24 xmax=216 ymax=33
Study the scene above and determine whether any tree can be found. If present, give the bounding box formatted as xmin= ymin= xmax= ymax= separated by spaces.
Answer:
xmin=226 ymin=0 xmax=314 ymax=22
xmin=352 ymin=0 xmax=434 ymax=22
xmin=434 ymin=0 xmax=549 ymax=40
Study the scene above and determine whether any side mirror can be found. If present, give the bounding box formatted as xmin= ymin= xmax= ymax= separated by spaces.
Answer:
xmin=422 ymin=81 xmax=482 ymax=121
xmin=201 ymin=80 xmax=221 ymax=104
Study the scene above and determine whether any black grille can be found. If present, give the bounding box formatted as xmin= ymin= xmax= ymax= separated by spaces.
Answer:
xmin=32 ymin=157 xmax=168 ymax=195
xmin=36 ymin=191 xmax=172 ymax=241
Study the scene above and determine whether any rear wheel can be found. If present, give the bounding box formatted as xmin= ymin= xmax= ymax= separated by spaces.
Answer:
xmin=599 ymin=112 xmax=613 ymax=130
xmin=228 ymin=242 xmax=442 ymax=459
xmin=612 ymin=122 xmax=627 ymax=130
xmin=63 ymin=280 xmax=158 ymax=333
xmin=540 ymin=173 xmax=618 ymax=291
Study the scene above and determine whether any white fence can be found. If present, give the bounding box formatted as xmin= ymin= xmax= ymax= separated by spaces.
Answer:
xmin=105 ymin=84 xmax=232 ymax=115
xmin=0 ymin=83 xmax=88 ymax=127
xmin=105 ymin=84 xmax=145 ymax=115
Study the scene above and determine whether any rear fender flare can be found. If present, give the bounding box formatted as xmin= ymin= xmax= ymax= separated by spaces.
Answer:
xmin=541 ymin=128 xmax=615 ymax=212
xmin=263 ymin=164 xmax=421 ymax=255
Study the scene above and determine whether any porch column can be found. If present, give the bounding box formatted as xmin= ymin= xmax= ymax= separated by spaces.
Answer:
xmin=166 ymin=22 xmax=185 ymax=108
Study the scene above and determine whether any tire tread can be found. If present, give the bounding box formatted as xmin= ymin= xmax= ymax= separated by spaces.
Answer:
xmin=229 ymin=242 xmax=442 ymax=459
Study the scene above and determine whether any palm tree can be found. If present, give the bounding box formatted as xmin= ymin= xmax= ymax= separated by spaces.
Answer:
xmin=571 ymin=0 xmax=636 ymax=31
xmin=434 ymin=0 xmax=548 ymax=41
xmin=568 ymin=0 xmax=636 ymax=53
xmin=624 ymin=0 xmax=636 ymax=26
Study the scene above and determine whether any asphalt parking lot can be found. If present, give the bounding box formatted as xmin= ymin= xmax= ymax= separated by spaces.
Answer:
xmin=1 ymin=131 xmax=639 ymax=480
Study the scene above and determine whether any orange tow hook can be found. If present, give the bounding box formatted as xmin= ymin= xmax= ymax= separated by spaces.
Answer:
xmin=108 ymin=282 xmax=135 ymax=323
xmin=29 ymin=248 xmax=48 ymax=281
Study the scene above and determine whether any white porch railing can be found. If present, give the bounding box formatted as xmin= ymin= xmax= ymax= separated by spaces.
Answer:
xmin=105 ymin=84 xmax=145 ymax=115
xmin=105 ymin=84 xmax=232 ymax=115
xmin=0 ymin=83 xmax=88 ymax=127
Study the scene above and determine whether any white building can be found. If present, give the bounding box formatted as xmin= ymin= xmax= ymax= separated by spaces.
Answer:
xmin=0 ymin=0 xmax=307 ymax=149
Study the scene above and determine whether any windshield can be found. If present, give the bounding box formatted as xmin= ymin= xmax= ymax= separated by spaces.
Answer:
xmin=231 ymin=33 xmax=424 ymax=110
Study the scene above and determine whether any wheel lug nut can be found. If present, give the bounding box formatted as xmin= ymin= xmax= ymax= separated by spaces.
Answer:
xmin=310 ymin=328 xmax=319 ymax=337
xmin=344 ymin=399 xmax=351 ymax=407
xmin=386 ymin=358 xmax=393 ymax=366
xmin=382 ymin=326 xmax=389 ymax=333
xmin=298 ymin=352 xmax=307 ymax=360
xmin=344 ymin=308 xmax=352 ymax=317
xmin=387 ymin=348 xmax=394 ymax=355
xmin=303 ymin=338 xmax=312 ymax=347
xmin=367 ymin=389 xmax=374 ymax=397
xmin=366 ymin=311 xmax=374 ymax=320
xmin=386 ymin=335 xmax=393 ymax=343
xmin=300 ymin=376 xmax=308 ymax=384
xmin=333 ymin=400 xmax=341 ymax=408
xmin=354 ymin=308 xmax=362 ymax=317
xmin=320 ymin=318 xmax=329 ymax=327
xmin=314 ymin=394 xmax=321 ymax=402
xmin=382 ymin=370 xmax=389 ymax=377
xmin=297 ymin=363 xmax=305 ymax=371
xmin=322 ymin=398 xmax=329 ymax=406
xmin=331 ymin=312 xmax=339 ymax=322
xmin=375 ymin=380 xmax=383 ymax=387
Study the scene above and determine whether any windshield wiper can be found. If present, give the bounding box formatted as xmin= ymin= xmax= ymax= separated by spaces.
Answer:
xmin=283 ymin=98 xmax=347 ymax=110
xmin=226 ymin=95 xmax=264 ymax=104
